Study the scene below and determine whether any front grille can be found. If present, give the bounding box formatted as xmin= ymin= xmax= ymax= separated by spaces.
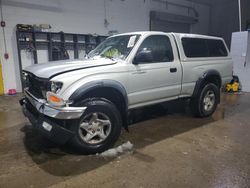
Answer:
xmin=26 ymin=73 xmax=49 ymax=99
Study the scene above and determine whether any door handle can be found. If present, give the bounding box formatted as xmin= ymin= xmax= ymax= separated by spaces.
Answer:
xmin=170 ymin=68 xmax=177 ymax=73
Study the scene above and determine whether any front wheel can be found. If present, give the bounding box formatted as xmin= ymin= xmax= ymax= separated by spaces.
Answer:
xmin=190 ymin=83 xmax=219 ymax=117
xmin=69 ymin=98 xmax=122 ymax=154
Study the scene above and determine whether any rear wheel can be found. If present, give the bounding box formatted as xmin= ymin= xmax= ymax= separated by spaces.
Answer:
xmin=190 ymin=83 xmax=219 ymax=117
xmin=69 ymin=98 xmax=122 ymax=154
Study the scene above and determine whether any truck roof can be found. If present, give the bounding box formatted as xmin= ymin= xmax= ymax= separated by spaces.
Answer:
xmin=113 ymin=31 xmax=224 ymax=40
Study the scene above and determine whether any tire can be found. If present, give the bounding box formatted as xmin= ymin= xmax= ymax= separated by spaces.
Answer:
xmin=69 ymin=98 xmax=122 ymax=154
xmin=190 ymin=83 xmax=219 ymax=117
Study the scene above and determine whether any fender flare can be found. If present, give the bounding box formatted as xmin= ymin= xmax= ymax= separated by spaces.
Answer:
xmin=69 ymin=80 xmax=128 ymax=108
xmin=69 ymin=80 xmax=129 ymax=130
xmin=192 ymin=69 xmax=222 ymax=101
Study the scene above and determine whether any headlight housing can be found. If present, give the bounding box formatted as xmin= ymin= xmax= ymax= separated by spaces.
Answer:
xmin=22 ymin=72 xmax=28 ymax=81
xmin=50 ymin=81 xmax=63 ymax=94
xmin=22 ymin=72 xmax=30 ymax=88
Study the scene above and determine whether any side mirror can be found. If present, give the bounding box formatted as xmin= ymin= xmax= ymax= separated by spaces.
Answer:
xmin=133 ymin=50 xmax=153 ymax=64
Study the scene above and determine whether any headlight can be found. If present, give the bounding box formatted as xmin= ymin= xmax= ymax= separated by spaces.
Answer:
xmin=22 ymin=72 xmax=28 ymax=81
xmin=50 ymin=81 xmax=63 ymax=94
xmin=46 ymin=92 xmax=65 ymax=107
xmin=22 ymin=72 xmax=30 ymax=87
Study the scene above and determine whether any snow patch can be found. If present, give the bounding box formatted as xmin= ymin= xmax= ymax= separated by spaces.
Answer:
xmin=98 ymin=141 xmax=134 ymax=158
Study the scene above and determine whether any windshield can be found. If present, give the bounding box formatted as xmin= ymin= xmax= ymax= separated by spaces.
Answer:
xmin=88 ymin=34 xmax=140 ymax=60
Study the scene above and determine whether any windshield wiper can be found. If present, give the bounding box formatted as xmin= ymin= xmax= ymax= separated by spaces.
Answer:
xmin=100 ymin=54 xmax=116 ymax=61
xmin=84 ymin=53 xmax=90 ymax=59
xmin=105 ymin=56 xmax=116 ymax=61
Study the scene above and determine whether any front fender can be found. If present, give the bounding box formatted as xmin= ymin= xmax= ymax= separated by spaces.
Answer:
xmin=69 ymin=79 xmax=128 ymax=108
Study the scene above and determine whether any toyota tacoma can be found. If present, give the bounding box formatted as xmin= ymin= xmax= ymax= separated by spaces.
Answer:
xmin=20 ymin=31 xmax=233 ymax=153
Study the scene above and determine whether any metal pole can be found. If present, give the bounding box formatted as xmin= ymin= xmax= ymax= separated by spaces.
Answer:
xmin=238 ymin=0 xmax=242 ymax=31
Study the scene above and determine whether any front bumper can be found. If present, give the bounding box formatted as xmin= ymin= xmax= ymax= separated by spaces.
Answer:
xmin=23 ymin=89 xmax=86 ymax=119
xmin=20 ymin=89 xmax=86 ymax=144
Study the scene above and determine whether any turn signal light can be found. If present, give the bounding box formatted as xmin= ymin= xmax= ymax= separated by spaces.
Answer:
xmin=46 ymin=92 xmax=65 ymax=107
xmin=49 ymin=95 xmax=61 ymax=103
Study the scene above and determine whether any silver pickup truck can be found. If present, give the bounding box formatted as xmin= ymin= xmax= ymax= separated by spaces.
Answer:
xmin=20 ymin=31 xmax=232 ymax=153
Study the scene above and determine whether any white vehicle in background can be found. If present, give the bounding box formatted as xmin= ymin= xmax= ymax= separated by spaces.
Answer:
xmin=20 ymin=31 xmax=233 ymax=154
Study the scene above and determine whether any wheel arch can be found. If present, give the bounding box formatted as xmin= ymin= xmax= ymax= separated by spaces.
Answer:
xmin=192 ymin=69 xmax=221 ymax=103
xmin=69 ymin=80 xmax=129 ymax=130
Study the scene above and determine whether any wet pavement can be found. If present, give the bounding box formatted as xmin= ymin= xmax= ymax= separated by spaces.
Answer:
xmin=0 ymin=93 xmax=250 ymax=188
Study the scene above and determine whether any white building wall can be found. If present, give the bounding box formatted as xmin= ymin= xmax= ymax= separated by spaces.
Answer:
xmin=0 ymin=0 xmax=210 ymax=93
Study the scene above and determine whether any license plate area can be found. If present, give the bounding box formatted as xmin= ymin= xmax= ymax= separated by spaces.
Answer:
xmin=42 ymin=121 xmax=53 ymax=132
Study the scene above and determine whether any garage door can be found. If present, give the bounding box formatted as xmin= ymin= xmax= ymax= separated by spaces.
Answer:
xmin=150 ymin=11 xmax=198 ymax=33
xmin=151 ymin=19 xmax=190 ymax=33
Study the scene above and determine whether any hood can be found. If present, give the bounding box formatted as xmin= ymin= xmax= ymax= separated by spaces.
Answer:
xmin=24 ymin=59 xmax=116 ymax=79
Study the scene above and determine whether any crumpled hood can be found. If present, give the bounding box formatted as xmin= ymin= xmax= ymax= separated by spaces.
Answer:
xmin=24 ymin=59 xmax=116 ymax=79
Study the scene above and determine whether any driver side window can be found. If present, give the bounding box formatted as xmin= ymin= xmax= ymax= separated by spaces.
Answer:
xmin=137 ymin=35 xmax=174 ymax=63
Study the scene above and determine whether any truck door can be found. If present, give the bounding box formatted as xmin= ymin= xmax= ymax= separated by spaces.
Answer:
xmin=128 ymin=34 xmax=182 ymax=108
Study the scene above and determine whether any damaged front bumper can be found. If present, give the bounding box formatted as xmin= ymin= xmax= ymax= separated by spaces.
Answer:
xmin=19 ymin=89 xmax=86 ymax=144
xmin=22 ymin=89 xmax=86 ymax=119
